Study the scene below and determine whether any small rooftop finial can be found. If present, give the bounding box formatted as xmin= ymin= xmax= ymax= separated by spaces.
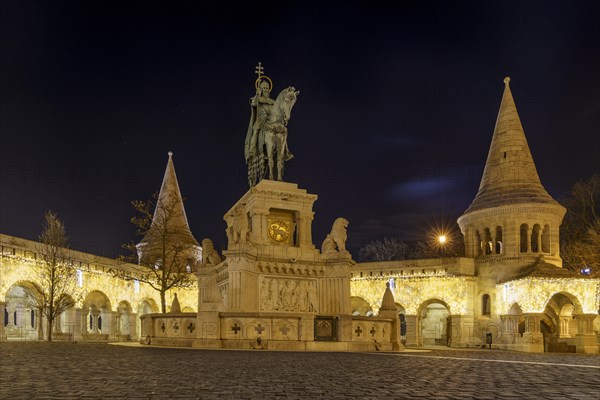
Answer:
xmin=168 ymin=151 xmax=173 ymax=157
xmin=504 ymin=76 xmax=511 ymax=84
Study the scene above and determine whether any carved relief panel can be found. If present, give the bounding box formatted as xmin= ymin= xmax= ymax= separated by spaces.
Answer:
xmin=259 ymin=277 xmax=318 ymax=313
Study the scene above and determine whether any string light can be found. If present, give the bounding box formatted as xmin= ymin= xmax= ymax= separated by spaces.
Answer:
xmin=1 ymin=253 xmax=197 ymax=312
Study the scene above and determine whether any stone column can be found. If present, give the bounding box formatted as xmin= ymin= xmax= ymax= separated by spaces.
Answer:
xmin=559 ymin=317 xmax=571 ymax=338
xmin=296 ymin=212 xmax=315 ymax=249
xmin=0 ymin=302 xmax=5 ymax=341
xmin=500 ymin=315 xmax=519 ymax=345
xmin=53 ymin=314 xmax=62 ymax=334
xmin=73 ymin=308 xmax=84 ymax=341
xmin=249 ymin=208 xmax=269 ymax=244
xmin=574 ymin=314 xmax=598 ymax=354
xmin=522 ymin=225 xmax=529 ymax=253
xmin=403 ymin=314 xmax=417 ymax=346
xmin=90 ymin=307 xmax=100 ymax=333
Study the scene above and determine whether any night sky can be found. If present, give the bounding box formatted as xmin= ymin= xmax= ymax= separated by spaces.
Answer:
xmin=1 ymin=1 xmax=599 ymax=258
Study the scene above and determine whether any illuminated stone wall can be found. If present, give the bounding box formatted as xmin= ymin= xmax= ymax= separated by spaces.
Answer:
xmin=0 ymin=234 xmax=197 ymax=314
xmin=498 ymin=278 xmax=600 ymax=314
xmin=351 ymin=276 xmax=475 ymax=315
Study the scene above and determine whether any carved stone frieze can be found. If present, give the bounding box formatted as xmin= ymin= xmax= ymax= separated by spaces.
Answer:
xmin=259 ymin=277 xmax=318 ymax=313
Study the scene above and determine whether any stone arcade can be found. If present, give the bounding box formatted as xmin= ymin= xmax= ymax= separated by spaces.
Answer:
xmin=0 ymin=72 xmax=598 ymax=353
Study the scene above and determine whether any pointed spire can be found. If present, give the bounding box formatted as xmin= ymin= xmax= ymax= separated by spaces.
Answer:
xmin=464 ymin=78 xmax=559 ymax=213
xmin=141 ymin=152 xmax=199 ymax=247
xmin=380 ymin=282 xmax=397 ymax=312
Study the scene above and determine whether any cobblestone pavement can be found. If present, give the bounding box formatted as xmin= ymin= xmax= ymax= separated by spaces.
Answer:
xmin=0 ymin=342 xmax=598 ymax=399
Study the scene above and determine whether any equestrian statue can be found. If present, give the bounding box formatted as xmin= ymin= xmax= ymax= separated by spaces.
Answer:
xmin=245 ymin=62 xmax=299 ymax=187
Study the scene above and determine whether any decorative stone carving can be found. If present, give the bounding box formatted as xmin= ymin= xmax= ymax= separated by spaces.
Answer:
xmin=226 ymin=204 xmax=249 ymax=245
xmin=200 ymin=238 xmax=222 ymax=266
xmin=259 ymin=277 xmax=318 ymax=313
xmin=321 ymin=218 xmax=350 ymax=257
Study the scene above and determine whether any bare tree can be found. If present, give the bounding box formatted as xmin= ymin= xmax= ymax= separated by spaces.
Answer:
xmin=561 ymin=174 xmax=600 ymax=277
xmin=28 ymin=211 xmax=77 ymax=341
xmin=119 ymin=193 xmax=199 ymax=313
xmin=359 ymin=237 xmax=410 ymax=261
xmin=359 ymin=234 xmax=464 ymax=262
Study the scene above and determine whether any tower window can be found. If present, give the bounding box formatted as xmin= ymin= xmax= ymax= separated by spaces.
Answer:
xmin=483 ymin=228 xmax=493 ymax=255
xmin=503 ymin=152 xmax=507 ymax=159
xmin=531 ymin=224 xmax=540 ymax=253
xmin=495 ymin=226 xmax=503 ymax=255
xmin=520 ymin=224 xmax=529 ymax=253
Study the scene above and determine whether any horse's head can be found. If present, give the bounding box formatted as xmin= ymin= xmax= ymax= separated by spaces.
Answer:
xmin=273 ymin=86 xmax=299 ymax=125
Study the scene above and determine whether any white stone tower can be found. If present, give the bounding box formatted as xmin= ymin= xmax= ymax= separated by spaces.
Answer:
xmin=137 ymin=151 xmax=201 ymax=265
xmin=457 ymin=78 xmax=566 ymax=281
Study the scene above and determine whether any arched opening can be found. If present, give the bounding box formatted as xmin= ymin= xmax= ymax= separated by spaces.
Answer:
xmin=542 ymin=292 xmax=584 ymax=353
xmin=4 ymin=282 xmax=43 ymax=340
xmin=82 ymin=290 xmax=112 ymax=340
xmin=136 ymin=298 xmax=159 ymax=340
xmin=116 ymin=301 xmax=133 ymax=340
xmin=396 ymin=303 xmax=407 ymax=344
xmin=495 ymin=226 xmax=503 ymax=254
xmin=54 ymin=294 xmax=77 ymax=340
xmin=418 ymin=300 xmax=451 ymax=347
xmin=541 ymin=224 xmax=550 ymax=253
xmin=482 ymin=294 xmax=491 ymax=317
xmin=351 ymin=296 xmax=373 ymax=317
xmin=483 ymin=228 xmax=493 ymax=255
xmin=531 ymin=224 xmax=541 ymax=253
xmin=520 ymin=224 xmax=529 ymax=253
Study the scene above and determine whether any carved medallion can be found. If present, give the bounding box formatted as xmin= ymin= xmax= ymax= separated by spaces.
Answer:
xmin=268 ymin=220 xmax=290 ymax=243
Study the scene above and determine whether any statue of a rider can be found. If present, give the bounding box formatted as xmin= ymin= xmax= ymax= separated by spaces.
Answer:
xmin=244 ymin=63 xmax=295 ymax=187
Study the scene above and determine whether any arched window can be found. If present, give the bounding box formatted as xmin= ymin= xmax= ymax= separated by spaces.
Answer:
xmin=531 ymin=224 xmax=540 ymax=253
xmin=483 ymin=228 xmax=493 ymax=255
xmin=541 ymin=225 xmax=550 ymax=253
xmin=495 ymin=226 xmax=503 ymax=254
xmin=482 ymin=294 xmax=491 ymax=316
xmin=13 ymin=310 xmax=17 ymax=326
xmin=3 ymin=308 xmax=7 ymax=327
xmin=520 ymin=224 xmax=529 ymax=253
xmin=30 ymin=309 xmax=35 ymax=328
xmin=89 ymin=314 xmax=93 ymax=330
xmin=98 ymin=315 xmax=102 ymax=331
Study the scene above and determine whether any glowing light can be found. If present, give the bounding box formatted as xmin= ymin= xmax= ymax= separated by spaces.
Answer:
xmin=438 ymin=235 xmax=447 ymax=244
xmin=351 ymin=275 xmax=474 ymax=315
xmin=0 ymin=249 xmax=197 ymax=313
xmin=496 ymin=277 xmax=599 ymax=314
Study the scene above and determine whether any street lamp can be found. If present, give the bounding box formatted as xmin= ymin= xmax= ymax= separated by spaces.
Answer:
xmin=437 ymin=234 xmax=448 ymax=257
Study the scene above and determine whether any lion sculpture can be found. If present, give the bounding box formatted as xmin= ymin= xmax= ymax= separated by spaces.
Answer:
xmin=321 ymin=217 xmax=349 ymax=256
xmin=201 ymin=238 xmax=222 ymax=266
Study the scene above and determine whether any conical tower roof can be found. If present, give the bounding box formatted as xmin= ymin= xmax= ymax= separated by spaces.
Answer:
xmin=464 ymin=77 xmax=559 ymax=214
xmin=141 ymin=152 xmax=199 ymax=247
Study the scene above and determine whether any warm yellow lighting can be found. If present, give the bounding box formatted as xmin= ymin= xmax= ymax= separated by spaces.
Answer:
xmin=0 ymin=251 xmax=197 ymax=313
xmin=438 ymin=235 xmax=447 ymax=244
xmin=497 ymin=277 xmax=599 ymax=314
xmin=351 ymin=275 xmax=474 ymax=315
